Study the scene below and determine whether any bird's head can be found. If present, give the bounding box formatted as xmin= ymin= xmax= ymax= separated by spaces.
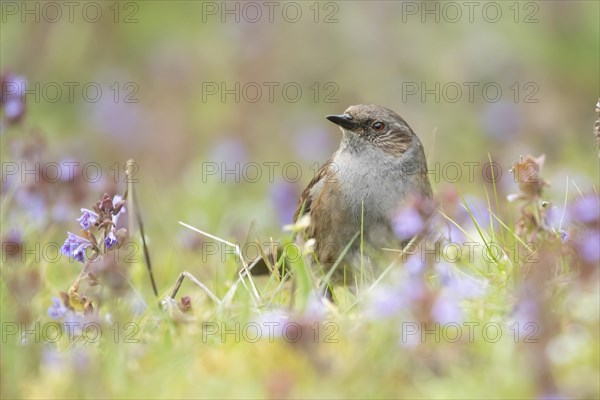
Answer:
xmin=326 ymin=104 xmax=417 ymax=156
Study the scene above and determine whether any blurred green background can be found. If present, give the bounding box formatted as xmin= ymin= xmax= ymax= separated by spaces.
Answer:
xmin=1 ymin=1 xmax=599 ymax=398
xmin=2 ymin=1 xmax=598 ymax=236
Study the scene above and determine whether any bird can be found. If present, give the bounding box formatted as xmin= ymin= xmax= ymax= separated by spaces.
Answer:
xmin=249 ymin=105 xmax=432 ymax=286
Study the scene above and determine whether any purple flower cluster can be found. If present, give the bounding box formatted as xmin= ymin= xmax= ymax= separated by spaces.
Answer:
xmin=364 ymin=258 xmax=488 ymax=335
xmin=543 ymin=193 xmax=598 ymax=264
xmin=47 ymin=296 xmax=68 ymax=319
xmin=391 ymin=194 xmax=436 ymax=241
xmin=105 ymin=231 xmax=118 ymax=249
xmin=47 ymin=296 xmax=92 ymax=338
xmin=61 ymin=193 xmax=126 ymax=263
xmin=60 ymin=232 xmax=92 ymax=263
xmin=432 ymin=262 xmax=489 ymax=324
xmin=569 ymin=194 xmax=599 ymax=266
xmin=392 ymin=207 xmax=424 ymax=241
xmin=77 ymin=209 xmax=98 ymax=230
xmin=364 ymin=256 xmax=428 ymax=320
xmin=0 ymin=72 xmax=27 ymax=126
xmin=571 ymin=195 xmax=599 ymax=224
xmin=270 ymin=181 xmax=299 ymax=225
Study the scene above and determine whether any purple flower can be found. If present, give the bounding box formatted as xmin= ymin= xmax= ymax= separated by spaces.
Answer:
xmin=111 ymin=194 xmax=126 ymax=225
xmin=510 ymin=299 xmax=539 ymax=337
xmin=571 ymin=195 xmax=599 ymax=224
xmin=4 ymin=98 xmax=25 ymax=120
xmin=366 ymin=285 xmax=405 ymax=319
xmin=444 ymin=222 xmax=466 ymax=243
xmin=304 ymin=295 xmax=327 ymax=321
xmin=546 ymin=205 xmax=571 ymax=231
xmin=559 ymin=229 xmax=569 ymax=243
xmin=577 ymin=230 xmax=600 ymax=263
xmin=47 ymin=297 xmax=67 ymax=319
xmin=435 ymin=262 xmax=453 ymax=285
xmin=458 ymin=196 xmax=491 ymax=229
xmin=269 ymin=181 xmax=299 ymax=225
xmin=405 ymin=256 xmax=425 ymax=277
xmin=365 ymin=276 xmax=425 ymax=319
xmin=62 ymin=312 xmax=85 ymax=336
xmin=77 ymin=208 xmax=98 ymax=230
xmin=14 ymin=190 xmax=46 ymax=222
xmin=112 ymin=195 xmax=125 ymax=214
xmin=61 ymin=232 xmax=92 ymax=263
xmin=1 ymin=74 xmax=27 ymax=124
xmin=2 ymin=74 xmax=27 ymax=98
xmin=105 ymin=231 xmax=118 ymax=249
xmin=431 ymin=293 xmax=463 ymax=324
xmin=435 ymin=263 xmax=488 ymax=299
xmin=253 ymin=309 xmax=290 ymax=338
xmin=392 ymin=207 xmax=424 ymax=240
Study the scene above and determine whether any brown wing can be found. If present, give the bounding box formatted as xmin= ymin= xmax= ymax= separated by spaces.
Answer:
xmin=292 ymin=159 xmax=332 ymax=222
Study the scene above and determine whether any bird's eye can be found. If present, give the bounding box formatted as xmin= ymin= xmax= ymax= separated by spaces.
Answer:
xmin=372 ymin=121 xmax=385 ymax=131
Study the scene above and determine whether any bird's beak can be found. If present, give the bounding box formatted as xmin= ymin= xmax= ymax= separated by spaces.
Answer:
xmin=326 ymin=113 xmax=356 ymax=130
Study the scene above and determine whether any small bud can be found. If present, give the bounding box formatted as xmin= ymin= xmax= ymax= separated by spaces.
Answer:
xmin=178 ymin=296 xmax=192 ymax=313
xmin=83 ymin=298 xmax=94 ymax=315
xmin=511 ymin=154 xmax=548 ymax=199
xmin=284 ymin=214 xmax=311 ymax=232
xmin=303 ymin=238 xmax=316 ymax=255
xmin=100 ymin=193 xmax=114 ymax=213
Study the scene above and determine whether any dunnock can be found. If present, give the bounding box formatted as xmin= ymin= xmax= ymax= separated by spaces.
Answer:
xmin=251 ymin=105 xmax=432 ymax=281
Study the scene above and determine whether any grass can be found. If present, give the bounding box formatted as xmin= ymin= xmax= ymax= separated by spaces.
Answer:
xmin=1 ymin=155 xmax=599 ymax=400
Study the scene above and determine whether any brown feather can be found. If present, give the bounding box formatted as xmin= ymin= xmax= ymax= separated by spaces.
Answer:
xmin=292 ymin=158 xmax=333 ymax=222
xmin=373 ymin=133 xmax=413 ymax=156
